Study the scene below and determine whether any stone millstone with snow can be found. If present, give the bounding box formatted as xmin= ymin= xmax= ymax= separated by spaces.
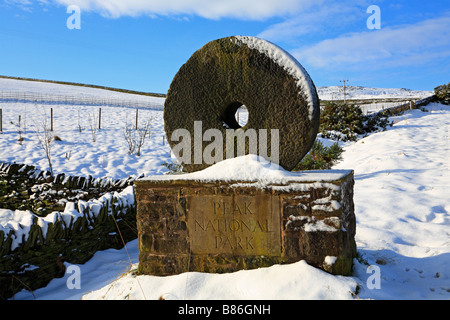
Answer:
xmin=164 ymin=36 xmax=320 ymax=172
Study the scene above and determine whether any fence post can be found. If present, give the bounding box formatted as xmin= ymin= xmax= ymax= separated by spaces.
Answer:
xmin=99 ymin=108 xmax=101 ymax=129
xmin=0 ymin=109 xmax=2 ymax=133
xmin=51 ymin=108 xmax=54 ymax=131
xmin=135 ymin=108 xmax=138 ymax=130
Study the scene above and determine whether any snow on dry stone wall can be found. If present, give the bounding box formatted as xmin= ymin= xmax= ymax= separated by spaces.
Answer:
xmin=0 ymin=162 xmax=137 ymax=300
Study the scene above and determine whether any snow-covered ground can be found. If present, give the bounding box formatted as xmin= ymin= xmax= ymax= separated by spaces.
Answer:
xmin=1 ymin=79 xmax=449 ymax=300
xmin=334 ymin=103 xmax=450 ymax=299
xmin=0 ymin=103 xmax=170 ymax=179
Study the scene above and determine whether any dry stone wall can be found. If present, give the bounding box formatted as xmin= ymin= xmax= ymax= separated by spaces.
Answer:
xmin=0 ymin=162 xmax=137 ymax=300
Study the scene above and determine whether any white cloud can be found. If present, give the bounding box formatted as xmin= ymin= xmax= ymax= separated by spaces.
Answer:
xmin=51 ymin=0 xmax=308 ymax=19
xmin=293 ymin=15 xmax=450 ymax=69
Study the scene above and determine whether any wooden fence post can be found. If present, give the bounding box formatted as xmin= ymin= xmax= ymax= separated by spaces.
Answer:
xmin=50 ymin=108 xmax=53 ymax=131
xmin=0 ymin=109 xmax=2 ymax=133
xmin=136 ymin=108 xmax=138 ymax=130
xmin=99 ymin=108 xmax=101 ymax=129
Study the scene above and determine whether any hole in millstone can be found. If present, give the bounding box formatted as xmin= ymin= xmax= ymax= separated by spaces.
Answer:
xmin=236 ymin=105 xmax=248 ymax=127
xmin=221 ymin=101 xmax=249 ymax=129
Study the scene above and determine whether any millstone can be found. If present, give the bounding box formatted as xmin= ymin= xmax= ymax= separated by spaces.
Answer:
xmin=164 ymin=36 xmax=320 ymax=172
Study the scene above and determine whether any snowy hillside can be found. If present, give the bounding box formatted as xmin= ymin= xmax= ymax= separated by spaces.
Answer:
xmin=0 ymin=77 xmax=165 ymax=109
xmin=1 ymin=79 xmax=449 ymax=300
xmin=317 ymin=85 xmax=433 ymax=101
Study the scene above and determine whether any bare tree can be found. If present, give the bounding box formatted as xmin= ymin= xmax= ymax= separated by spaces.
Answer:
xmin=136 ymin=119 xmax=152 ymax=156
xmin=123 ymin=118 xmax=152 ymax=156
xmin=10 ymin=115 xmax=24 ymax=144
xmin=124 ymin=123 xmax=136 ymax=155
xmin=88 ymin=111 xmax=98 ymax=142
xmin=35 ymin=116 xmax=54 ymax=176
xmin=77 ymin=107 xmax=83 ymax=133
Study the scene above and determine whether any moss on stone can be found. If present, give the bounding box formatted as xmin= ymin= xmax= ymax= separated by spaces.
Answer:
xmin=164 ymin=36 xmax=320 ymax=172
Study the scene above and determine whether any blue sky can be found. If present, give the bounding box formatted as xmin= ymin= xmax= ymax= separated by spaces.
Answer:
xmin=0 ymin=0 xmax=449 ymax=94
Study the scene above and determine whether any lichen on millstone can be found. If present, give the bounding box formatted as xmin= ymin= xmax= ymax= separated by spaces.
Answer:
xmin=164 ymin=36 xmax=320 ymax=172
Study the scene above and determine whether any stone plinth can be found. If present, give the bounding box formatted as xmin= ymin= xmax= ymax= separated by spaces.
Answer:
xmin=135 ymin=167 xmax=356 ymax=276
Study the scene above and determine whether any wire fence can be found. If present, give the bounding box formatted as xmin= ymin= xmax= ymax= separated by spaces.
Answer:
xmin=321 ymin=95 xmax=436 ymax=115
xmin=0 ymin=91 xmax=165 ymax=110
xmin=358 ymin=101 xmax=412 ymax=114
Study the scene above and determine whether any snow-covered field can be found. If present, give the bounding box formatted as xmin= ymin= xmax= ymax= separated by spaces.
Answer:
xmin=0 ymin=103 xmax=170 ymax=179
xmin=0 ymin=78 xmax=165 ymax=103
xmin=1 ymin=79 xmax=449 ymax=300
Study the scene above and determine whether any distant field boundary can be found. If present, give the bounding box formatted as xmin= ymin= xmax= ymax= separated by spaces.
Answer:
xmin=0 ymin=90 xmax=164 ymax=110
xmin=320 ymin=95 xmax=436 ymax=115
xmin=0 ymin=75 xmax=166 ymax=98
xmin=378 ymin=95 xmax=438 ymax=116
xmin=319 ymin=97 xmax=425 ymax=106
